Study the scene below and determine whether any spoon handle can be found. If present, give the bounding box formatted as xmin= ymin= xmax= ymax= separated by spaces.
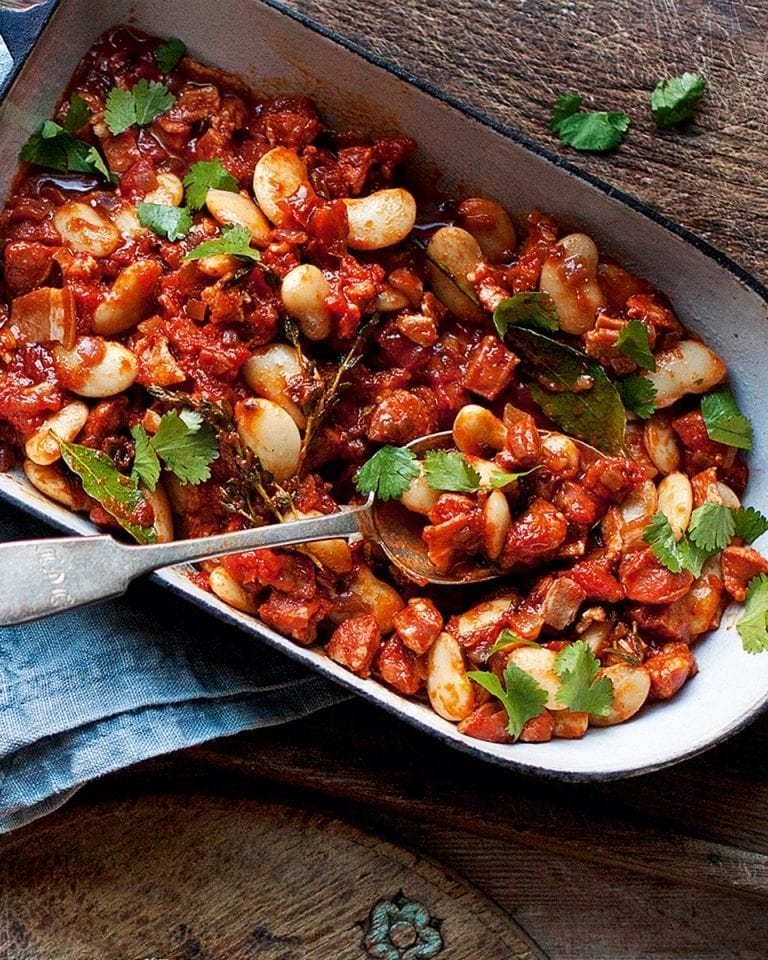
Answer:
xmin=0 ymin=508 xmax=367 ymax=626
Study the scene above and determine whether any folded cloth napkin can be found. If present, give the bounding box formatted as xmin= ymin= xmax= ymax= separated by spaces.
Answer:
xmin=0 ymin=503 xmax=349 ymax=833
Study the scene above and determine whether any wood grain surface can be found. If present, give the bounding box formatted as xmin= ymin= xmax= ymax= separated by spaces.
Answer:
xmin=0 ymin=794 xmax=543 ymax=960
xmin=8 ymin=2 xmax=768 ymax=960
xmin=286 ymin=0 xmax=768 ymax=283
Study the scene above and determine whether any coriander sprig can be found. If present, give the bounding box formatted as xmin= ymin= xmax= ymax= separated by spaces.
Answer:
xmin=467 ymin=662 xmax=548 ymax=740
xmin=104 ymin=79 xmax=176 ymax=135
xmin=651 ymin=72 xmax=706 ymax=128
xmin=549 ymin=93 xmax=630 ymax=153
xmin=354 ymin=446 xmax=533 ymax=501
xmin=58 ymin=409 xmax=219 ymax=544
xmin=644 ymin=503 xmax=768 ymax=581
xmin=130 ymin=410 xmax=218 ymax=490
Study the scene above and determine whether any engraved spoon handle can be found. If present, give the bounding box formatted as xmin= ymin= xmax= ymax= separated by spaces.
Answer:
xmin=0 ymin=508 xmax=367 ymax=626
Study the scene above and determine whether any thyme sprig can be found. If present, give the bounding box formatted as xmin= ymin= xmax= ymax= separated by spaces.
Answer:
xmin=290 ymin=313 xmax=383 ymax=473
xmin=147 ymin=387 xmax=286 ymax=525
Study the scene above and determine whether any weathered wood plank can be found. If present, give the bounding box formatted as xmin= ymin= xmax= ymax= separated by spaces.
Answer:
xmin=190 ymin=701 xmax=768 ymax=899
xmin=286 ymin=0 xmax=768 ymax=284
xmin=0 ymin=795 xmax=543 ymax=960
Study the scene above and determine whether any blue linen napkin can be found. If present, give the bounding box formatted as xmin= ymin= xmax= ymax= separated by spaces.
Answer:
xmin=0 ymin=503 xmax=349 ymax=833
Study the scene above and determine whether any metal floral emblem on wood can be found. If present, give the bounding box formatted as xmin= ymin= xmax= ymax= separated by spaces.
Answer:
xmin=361 ymin=892 xmax=444 ymax=959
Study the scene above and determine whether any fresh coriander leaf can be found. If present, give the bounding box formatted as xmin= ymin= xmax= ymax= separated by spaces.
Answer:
xmin=643 ymin=511 xmax=685 ymax=573
xmin=19 ymin=121 xmax=113 ymax=181
xmin=554 ymin=640 xmax=613 ymax=715
xmin=488 ymin=629 xmax=531 ymax=657
xmin=737 ymin=573 xmax=768 ymax=654
xmin=676 ymin=537 xmax=712 ymax=579
xmin=150 ymin=409 xmax=218 ymax=485
xmin=183 ymin=224 xmax=262 ymax=263
xmin=62 ymin=92 xmax=91 ymax=133
xmin=618 ymin=374 xmax=657 ymax=419
xmin=487 ymin=466 xmax=536 ymax=489
xmin=137 ymin=201 xmax=193 ymax=241
xmin=155 ymin=37 xmax=187 ymax=73
xmin=423 ymin=450 xmax=481 ymax=493
xmin=104 ymin=85 xmax=137 ymax=135
xmin=688 ymin=502 xmax=735 ymax=552
xmin=643 ymin=511 xmax=716 ymax=576
xmin=104 ymin=80 xmax=175 ymax=135
xmin=467 ymin=661 xmax=548 ymax=740
xmin=130 ymin=424 xmax=162 ymax=492
xmin=502 ymin=326 xmax=626 ymax=454
xmin=84 ymin=147 xmax=115 ymax=183
xmin=354 ymin=445 xmax=419 ymax=501
xmin=183 ymin=158 xmax=239 ymax=210
xmin=133 ymin=78 xmax=176 ymax=126
xmin=492 ymin=292 xmax=559 ymax=337
xmin=733 ymin=506 xmax=768 ymax=545
xmin=550 ymin=93 xmax=630 ymax=152
xmin=701 ymin=387 xmax=753 ymax=450
xmin=549 ymin=93 xmax=583 ymax=130
xmin=58 ymin=439 xmax=157 ymax=544
xmin=651 ymin=72 xmax=706 ymax=128
xmin=615 ymin=320 xmax=657 ymax=371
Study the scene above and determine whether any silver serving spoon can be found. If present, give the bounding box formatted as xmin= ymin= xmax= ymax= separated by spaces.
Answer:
xmin=0 ymin=431 xmax=498 ymax=626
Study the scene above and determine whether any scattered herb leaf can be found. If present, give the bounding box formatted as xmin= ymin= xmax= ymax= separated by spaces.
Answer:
xmin=492 ymin=292 xmax=559 ymax=337
xmin=467 ymin=662 xmax=548 ymax=740
xmin=132 ymin=409 xmax=218 ymax=488
xmin=651 ymin=72 xmax=706 ymax=128
xmin=701 ymin=387 xmax=753 ymax=450
xmin=488 ymin=629 xmax=533 ymax=657
xmin=643 ymin=511 xmax=686 ymax=573
xmin=423 ymin=450 xmax=481 ymax=493
xmin=183 ymin=158 xmax=239 ymax=210
xmin=104 ymin=79 xmax=175 ymax=135
xmin=155 ymin=37 xmax=187 ymax=73
xmin=354 ymin=445 xmax=419 ymax=501
xmin=19 ymin=120 xmax=113 ymax=180
xmin=501 ymin=326 xmax=625 ymax=454
xmin=550 ymin=93 xmax=630 ymax=152
xmin=549 ymin=93 xmax=584 ymax=130
xmin=62 ymin=92 xmax=91 ymax=133
xmin=58 ymin=439 xmax=157 ymax=544
xmin=152 ymin=409 xmax=218 ymax=484
xmin=130 ymin=424 xmax=162 ymax=492
xmin=644 ymin=510 xmax=717 ymax=577
xmin=615 ymin=320 xmax=657 ymax=371
xmin=84 ymin=146 xmax=114 ymax=182
xmin=737 ymin=574 xmax=768 ymax=654
xmin=733 ymin=506 xmax=768 ymax=545
xmin=554 ymin=640 xmax=613 ymax=715
xmin=137 ymin=201 xmax=193 ymax=241
xmin=183 ymin=224 xmax=261 ymax=263
xmin=676 ymin=537 xmax=711 ymax=579
xmin=103 ymin=86 xmax=137 ymax=136
xmin=618 ymin=374 xmax=657 ymax=419
xmin=688 ymin=502 xmax=736 ymax=553
xmin=487 ymin=466 xmax=536 ymax=489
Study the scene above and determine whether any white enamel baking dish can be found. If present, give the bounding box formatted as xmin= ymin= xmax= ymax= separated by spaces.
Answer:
xmin=1 ymin=0 xmax=767 ymax=780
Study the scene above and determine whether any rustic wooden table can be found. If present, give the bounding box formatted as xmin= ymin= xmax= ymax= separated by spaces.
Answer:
xmin=8 ymin=2 xmax=768 ymax=958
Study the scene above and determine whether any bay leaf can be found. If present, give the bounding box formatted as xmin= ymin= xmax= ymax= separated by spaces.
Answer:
xmin=502 ymin=326 xmax=626 ymax=454
xmin=58 ymin=439 xmax=157 ymax=544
